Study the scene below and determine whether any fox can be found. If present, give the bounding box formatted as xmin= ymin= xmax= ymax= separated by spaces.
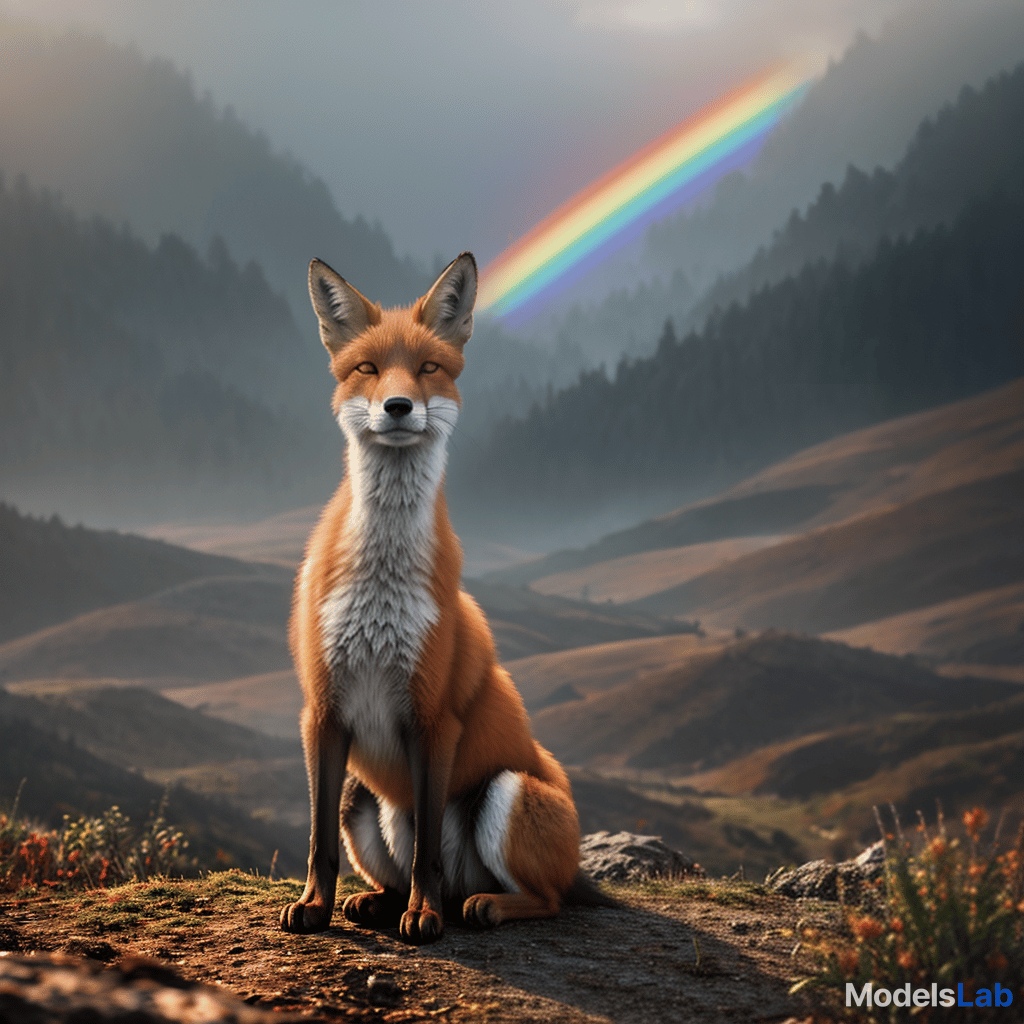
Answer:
xmin=279 ymin=252 xmax=601 ymax=945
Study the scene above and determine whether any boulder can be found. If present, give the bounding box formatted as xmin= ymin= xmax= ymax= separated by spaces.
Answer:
xmin=579 ymin=831 xmax=704 ymax=883
xmin=768 ymin=841 xmax=886 ymax=901
xmin=0 ymin=952 xmax=299 ymax=1023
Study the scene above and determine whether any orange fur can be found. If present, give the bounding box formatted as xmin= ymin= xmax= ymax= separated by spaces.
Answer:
xmin=279 ymin=254 xmax=580 ymax=945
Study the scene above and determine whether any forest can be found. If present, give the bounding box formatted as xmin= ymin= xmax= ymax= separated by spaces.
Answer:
xmin=451 ymin=192 xmax=1024 ymax=530
xmin=0 ymin=19 xmax=430 ymax=318
xmin=549 ymin=61 xmax=1024 ymax=371
xmin=3 ymin=48 xmax=1023 ymax=535
xmin=0 ymin=173 xmax=339 ymax=523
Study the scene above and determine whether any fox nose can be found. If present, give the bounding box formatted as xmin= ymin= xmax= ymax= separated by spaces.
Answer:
xmin=383 ymin=397 xmax=414 ymax=420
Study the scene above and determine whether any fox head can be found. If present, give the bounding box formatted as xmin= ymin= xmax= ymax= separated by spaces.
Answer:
xmin=308 ymin=253 xmax=477 ymax=452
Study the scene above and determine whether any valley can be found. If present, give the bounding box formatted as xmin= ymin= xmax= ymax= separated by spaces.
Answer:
xmin=3 ymin=378 xmax=1020 ymax=879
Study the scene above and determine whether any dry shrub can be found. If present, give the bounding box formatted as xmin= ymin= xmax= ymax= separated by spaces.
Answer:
xmin=795 ymin=805 xmax=1023 ymax=1022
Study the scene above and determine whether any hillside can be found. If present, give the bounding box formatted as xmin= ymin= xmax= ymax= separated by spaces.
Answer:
xmin=0 ymin=176 xmax=342 ymax=523
xmin=0 ymin=684 xmax=296 ymax=774
xmin=514 ymin=632 xmax=1016 ymax=773
xmin=489 ymin=377 xmax=1023 ymax=597
xmin=0 ymin=698 xmax=307 ymax=876
xmin=0 ymin=17 xmax=429 ymax=317
xmin=509 ymin=629 xmax=1023 ymax=857
xmin=0 ymin=503 xmax=270 ymax=644
xmin=0 ymin=682 xmax=308 ymax=838
xmin=827 ymin=582 xmax=1024 ymax=668
xmin=453 ymin=195 xmax=1024 ymax=536
xmin=631 ymin=469 xmax=1024 ymax=633
xmin=0 ymin=575 xmax=293 ymax=687
xmin=683 ymin=60 xmax=1024 ymax=331
xmin=463 ymin=580 xmax=695 ymax=662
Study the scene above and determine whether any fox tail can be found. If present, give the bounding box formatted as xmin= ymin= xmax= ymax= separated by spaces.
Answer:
xmin=563 ymin=869 xmax=623 ymax=909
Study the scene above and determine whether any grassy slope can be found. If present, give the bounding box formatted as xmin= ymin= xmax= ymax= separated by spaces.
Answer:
xmin=0 ymin=504 xmax=266 ymax=644
xmin=527 ymin=632 xmax=1017 ymax=774
xmin=630 ymin=469 xmax=1024 ymax=632
xmin=486 ymin=377 xmax=1023 ymax=591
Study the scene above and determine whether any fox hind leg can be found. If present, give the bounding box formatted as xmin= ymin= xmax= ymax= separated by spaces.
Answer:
xmin=465 ymin=769 xmax=580 ymax=929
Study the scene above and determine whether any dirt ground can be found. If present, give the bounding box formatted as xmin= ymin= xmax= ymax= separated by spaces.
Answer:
xmin=0 ymin=872 xmax=841 ymax=1023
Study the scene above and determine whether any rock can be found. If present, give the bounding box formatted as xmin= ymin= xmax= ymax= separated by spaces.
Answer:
xmin=0 ymin=952 xmax=301 ymax=1023
xmin=769 ymin=841 xmax=886 ymax=901
xmin=578 ymin=831 xmax=704 ymax=883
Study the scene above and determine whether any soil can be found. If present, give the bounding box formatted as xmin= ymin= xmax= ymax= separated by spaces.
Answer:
xmin=0 ymin=872 xmax=842 ymax=1023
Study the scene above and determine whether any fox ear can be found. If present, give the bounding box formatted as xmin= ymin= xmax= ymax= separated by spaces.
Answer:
xmin=419 ymin=252 xmax=477 ymax=349
xmin=309 ymin=258 xmax=378 ymax=354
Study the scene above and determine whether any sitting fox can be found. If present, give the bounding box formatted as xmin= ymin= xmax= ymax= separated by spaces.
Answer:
xmin=280 ymin=253 xmax=598 ymax=945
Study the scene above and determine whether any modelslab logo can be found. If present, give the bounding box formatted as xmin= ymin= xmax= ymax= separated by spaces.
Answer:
xmin=847 ymin=981 xmax=1014 ymax=1009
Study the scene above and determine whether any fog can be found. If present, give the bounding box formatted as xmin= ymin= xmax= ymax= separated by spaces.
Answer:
xmin=6 ymin=0 xmax=1009 ymax=269
xmin=1 ymin=0 xmax=1023 ymax=545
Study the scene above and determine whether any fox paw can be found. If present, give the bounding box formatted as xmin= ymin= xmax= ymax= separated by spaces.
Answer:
xmin=399 ymin=907 xmax=444 ymax=945
xmin=462 ymin=894 xmax=501 ymax=929
xmin=280 ymin=899 xmax=332 ymax=933
xmin=342 ymin=889 xmax=405 ymax=929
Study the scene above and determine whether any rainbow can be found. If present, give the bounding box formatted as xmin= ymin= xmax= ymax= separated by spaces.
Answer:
xmin=478 ymin=64 xmax=814 ymax=322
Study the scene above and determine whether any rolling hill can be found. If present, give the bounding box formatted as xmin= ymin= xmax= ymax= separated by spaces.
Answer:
xmin=507 ymin=630 xmax=1023 ymax=859
xmin=0 ymin=575 xmax=293 ymax=687
xmin=491 ymin=376 xmax=1019 ymax=598
xmin=0 ymin=503 xmax=271 ymax=644
xmin=4 ymin=372 xmax=1020 ymax=877
xmin=630 ymin=468 xmax=1023 ymax=634
xmin=827 ymin=582 xmax=1024 ymax=669
xmin=513 ymin=632 xmax=1016 ymax=775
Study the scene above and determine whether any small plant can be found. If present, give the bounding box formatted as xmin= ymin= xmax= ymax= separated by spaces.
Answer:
xmin=1 ymin=790 xmax=195 ymax=892
xmin=794 ymin=806 xmax=1024 ymax=1022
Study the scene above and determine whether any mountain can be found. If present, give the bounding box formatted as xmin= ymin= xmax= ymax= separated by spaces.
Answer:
xmin=684 ymin=60 xmax=1024 ymax=332
xmin=0 ymin=17 xmax=430 ymax=318
xmin=642 ymin=3 xmax=1024 ymax=292
xmin=543 ymin=45 xmax=1024 ymax=378
xmin=0 ymin=170 xmax=588 ymax=526
xmin=452 ymin=195 xmax=1024 ymax=538
xmin=0 ymin=174 xmax=345 ymax=524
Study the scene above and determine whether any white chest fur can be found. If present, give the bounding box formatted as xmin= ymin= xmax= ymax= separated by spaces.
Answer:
xmin=317 ymin=401 xmax=453 ymax=768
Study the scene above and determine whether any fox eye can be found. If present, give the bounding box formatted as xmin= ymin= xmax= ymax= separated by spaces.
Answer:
xmin=355 ymin=362 xmax=378 ymax=375
xmin=420 ymin=361 xmax=440 ymax=374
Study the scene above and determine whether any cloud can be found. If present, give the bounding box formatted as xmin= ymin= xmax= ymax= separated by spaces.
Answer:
xmin=576 ymin=1 xmax=725 ymax=29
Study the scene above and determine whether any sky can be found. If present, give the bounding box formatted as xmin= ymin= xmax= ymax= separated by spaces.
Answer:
xmin=0 ymin=0 xmax=909 ymax=265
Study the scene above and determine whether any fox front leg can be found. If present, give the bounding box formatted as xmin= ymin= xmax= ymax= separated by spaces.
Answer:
xmin=281 ymin=712 xmax=350 ymax=933
xmin=399 ymin=723 xmax=459 ymax=945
